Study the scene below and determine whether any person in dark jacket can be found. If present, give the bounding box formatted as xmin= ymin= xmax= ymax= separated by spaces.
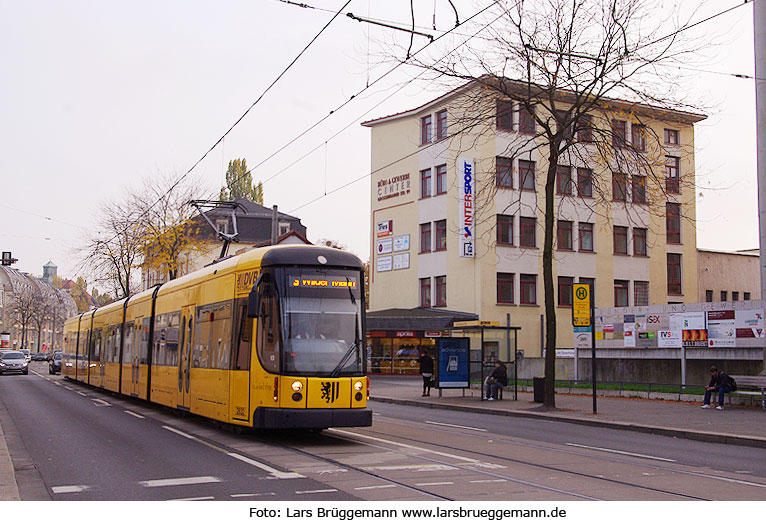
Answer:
xmin=702 ymin=365 xmax=734 ymax=410
xmin=418 ymin=351 xmax=434 ymax=397
xmin=485 ymin=360 xmax=508 ymax=400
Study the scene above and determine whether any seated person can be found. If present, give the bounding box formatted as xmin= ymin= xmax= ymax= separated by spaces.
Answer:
xmin=485 ymin=360 xmax=508 ymax=400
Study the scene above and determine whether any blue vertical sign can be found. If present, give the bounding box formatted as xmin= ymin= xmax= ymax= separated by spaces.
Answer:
xmin=437 ymin=337 xmax=470 ymax=388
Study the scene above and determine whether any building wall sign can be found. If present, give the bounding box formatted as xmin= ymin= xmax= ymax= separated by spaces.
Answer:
xmin=376 ymin=220 xmax=393 ymax=238
xmin=376 ymin=174 xmax=411 ymax=202
xmin=376 ymin=238 xmax=393 ymax=255
xmin=458 ymin=157 xmax=475 ymax=258
xmin=735 ymin=309 xmax=764 ymax=338
xmin=393 ymin=253 xmax=410 ymax=270
xmin=707 ymin=310 xmax=736 ymax=347
xmin=377 ymin=255 xmax=392 ymax=272
xmin=393 ymin=235 xmax=410 ymax=252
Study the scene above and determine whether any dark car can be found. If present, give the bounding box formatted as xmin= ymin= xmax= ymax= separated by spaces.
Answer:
xmin=49 ymin=351 xmax=62 ymax=375
xmin=32 ymin=352 xmax=47 ymax=361
xmin=0 ymin=351 xmax=29 ymax=375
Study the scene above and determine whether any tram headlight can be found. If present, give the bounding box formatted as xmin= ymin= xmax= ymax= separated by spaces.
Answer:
xmin=354 ymin=381 xmax=364 ymax=391
xmin=291 ymin=380 xmax=303 ymax=392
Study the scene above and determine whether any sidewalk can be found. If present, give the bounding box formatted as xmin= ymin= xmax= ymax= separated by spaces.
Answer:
xmin=370 ymin=376 xmax=766 ymax=449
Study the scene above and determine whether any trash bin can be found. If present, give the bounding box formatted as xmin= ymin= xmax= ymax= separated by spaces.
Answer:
xmin=533 ymin=376 xmax=545 ymax=403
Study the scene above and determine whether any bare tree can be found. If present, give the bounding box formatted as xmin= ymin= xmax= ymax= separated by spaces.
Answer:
xmin=392 ymin=0 xmax=707 ymax=408
xmin=11 ymin=280 xmax=42 ymax=349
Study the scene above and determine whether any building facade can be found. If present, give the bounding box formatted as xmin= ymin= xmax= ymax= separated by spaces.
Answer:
xmin=697 ymin=249 xmax=761 ymax=303
xmin=364 ymin=78 xmax=705 ymax=358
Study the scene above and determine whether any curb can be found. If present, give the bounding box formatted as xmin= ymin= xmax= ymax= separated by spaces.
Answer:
xmin=370 ymin=396 xmax=766 ymax=450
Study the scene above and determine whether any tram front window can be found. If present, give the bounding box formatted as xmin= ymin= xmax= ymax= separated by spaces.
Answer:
xmin=278 ymin=269 xmax=363 ymax=376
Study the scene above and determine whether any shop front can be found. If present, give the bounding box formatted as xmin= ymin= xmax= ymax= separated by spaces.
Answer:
xmin=367 ymin=329 xmax=448 ymax=374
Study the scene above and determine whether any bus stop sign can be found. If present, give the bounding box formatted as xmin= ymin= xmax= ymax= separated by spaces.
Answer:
xmin=572 ymin=284 xmax=592 ymax=327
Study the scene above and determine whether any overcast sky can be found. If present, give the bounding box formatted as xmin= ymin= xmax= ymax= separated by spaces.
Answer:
xmin=0 ymin=0 xmax=759 ymax=282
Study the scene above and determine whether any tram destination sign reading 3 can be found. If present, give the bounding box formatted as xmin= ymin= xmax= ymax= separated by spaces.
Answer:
xmin=572 ymin=284 xmax=592 ymax=327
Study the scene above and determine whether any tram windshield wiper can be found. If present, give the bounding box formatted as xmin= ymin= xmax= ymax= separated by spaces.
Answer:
xmin=330 ymin=340 xmax=358 ymax=377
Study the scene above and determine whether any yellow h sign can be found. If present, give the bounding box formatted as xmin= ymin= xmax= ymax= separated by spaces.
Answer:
xmin=572 ymin=284 xmax=592 ymax=327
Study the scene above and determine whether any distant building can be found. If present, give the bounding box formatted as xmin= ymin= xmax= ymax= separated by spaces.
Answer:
xmin=697 ymin=249 xmax=760 ymax=302
xmin=142 ymin=199 xmax=309 ymax=290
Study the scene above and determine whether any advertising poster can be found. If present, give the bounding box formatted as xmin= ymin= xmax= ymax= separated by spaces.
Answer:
xmin=682 ymin=311 xmax=707 ymax=347
xmin=735 ymin=309 xmax=765 ymax=338
xmin=707 ymin=310 xmax=736 ymax=347
xmin=658 ymin=330 xmax=683 ymax=348
xmin=376 ymin=220 xmax=393 ymax=237
xmin=623 ymin=323 xmax=636 ymax=347
xmin=458 ymin=157 xmax=475 ymax=258
xmin=437 ymin=338 xmax=470 ymax=388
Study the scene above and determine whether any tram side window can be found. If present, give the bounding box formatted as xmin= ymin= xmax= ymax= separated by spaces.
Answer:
xmin=106 ymin=325 xmax=121 ymax=363
xmin=194 ymin=301 xmax=232 ymax=370
xmin=256 ymin=280 xmax=280 ymax=374
xmin=78 ymin=331 xmax=88 ymax=361
xmin=153 ymin=312 xmax=180 ymax=367
xmin=232 ymin=299 xmax=252 ymax=371
xmin=141 ymin=318 xmax=151 ymax=365
xmin=122 ymin=321 xmax=135 ymax=364
xmin=90 ymin=330 xmax=102 ymax=363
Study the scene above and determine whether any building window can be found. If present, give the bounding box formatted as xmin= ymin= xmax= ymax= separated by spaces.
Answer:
xmin=558 ymin=276 xmax=574 ymax=306
xmin=634 ymin=281 xmax=649 ymax=306
xmin=705 ymin=289 xmax=713 ymax=302
xmin=580 ymin=277 xmax=595 ymax=294
xmin=435 ymin=219 xmax=447 ymax=251
xmin=732 ymin=291 xmax=739 ymax=301
xmin=497 ymin=214 xmax=514 ymax=245
xmin=436 ymin=110 xmax=447 ymax=140
xmin=579 ymin=222 xmax=594 ymax=252
xmin=744 ymin=292 xmax=751 ymax=300
xmin=519 ymin=159 xmax=536 ymax=191
xmin=720 ymin=291 xmax=728 ymax=302
xmin=556 ymin=165 xmax=573 ymax=195
xmin=666 ymin=156 xmax=680 ymax=193
xmin=434 ymin=276 xmax=447 ymax=306
xmin=555 ymin=110 xmax=574 ymax=140
xmin=631 ymin=124 xmax=646 ymax=152
xmin=420 ymin=115 xmax=432 ymax=145
xmin=614 ymin=280 xmax=630 ymax=307
xmin=558 ymin=220 xmax=573 ymax=250
xmin=632 ymin=175 xmax=647 ymax=203
xmin=215 ymin=219 xmax=229 ymax=235
xmin=420 ymin=278 xmax=431 ymax=307
xmin=577 ymin=114 xmax=593 ymax=142
xmin=577 ymin=167 xmax=593 ymax=197
xmin=496 ymin=156 xmax=513 ymax=188
xmin=520 ymin=274 xmax=537 ymax=305
xmin=667 ymin=253 xmax=682 ymax=295
xmin=614 ymin=226 xmax=629 ymax=254
xmin=664 ymin=128 xmax=679 ymax=145
xmin=496 ymin=101 xmax=513 ymax=131
xmin=520 ymin=217 xmax=536 ymax=247
xmin=666 ymin=202 xmax=681 ymax=244
xmin=497 ymin=273 xmax=515 ymax=304
xmin=613 ymin=173 xmax=628 ymax=202
xmin=420 ymin=223 xmax=431 ymax=253
xmin=435 ymin=164 xmax=447 ymax=195
xmin=420 ymin=168 xmax=432 ymax=198
xmin=633 ymin=228 xmax=647 ymax=256
xmin=612 ymin=119 xmax=627 ymax=148
xmin=519 ymin=104 xmax=536 ymax=134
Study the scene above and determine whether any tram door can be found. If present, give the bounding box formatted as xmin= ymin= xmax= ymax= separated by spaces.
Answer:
xmin=178 ymin=305 xmax=194 ymax=409
xmin=127 ymin=319 xmax=141 ymax=397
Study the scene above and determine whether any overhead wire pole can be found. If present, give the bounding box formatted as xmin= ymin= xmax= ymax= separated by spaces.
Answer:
xmin=755 ymin=0 xmax=766 ymax=374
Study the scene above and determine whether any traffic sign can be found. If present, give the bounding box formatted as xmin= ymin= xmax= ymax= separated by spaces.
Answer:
xmin=572 ymin=283 xmax=591 ymax=327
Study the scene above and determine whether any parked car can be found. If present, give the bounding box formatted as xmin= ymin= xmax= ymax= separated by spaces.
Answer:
xmin=49 ymin=351 xmax=62 ymax=375
xmin=0 ymin=351 xmax=29 ymax=375
xmin=20 ymin=349 xmax=31 ymax=363
xmin=32 ymin=352 xmax=47 ymax=361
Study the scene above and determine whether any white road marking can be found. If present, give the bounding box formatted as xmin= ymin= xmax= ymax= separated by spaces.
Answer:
xmin=228 ymin=452 xmax=305 ymax=479
xmin=415 ymin=481 xmax=454 ymax=487
xmin=51 ymin=485 xmax=91 ymax=494
xmin=331 ymin=429 xmax=480 ymax=462
xmin=294 ymin=489 xmax=338 ymax=495
xmin=363 ymin=464 xmax=459 ymax=472
xmin=75 ymin=391 xmax=88 ymax=396
xmin=139 ymin=476 xmax=222 ymax=488
xmin=124 ymin=411 xmax=145 ymax=419
xmin=92 ymin=398 xmax=111 ymax=406
xmin=231 ymin=492 xmax=277 ymax=498
xmin=470 ymin=479 xmax=507 ymax=484
xmin=565 ymin=443 xmax=677 ymax=463
xmin=425 ymin=421 xmax=487 ymax=432
xmin=354 ymin=484 xmax=396 ymax=490
xmin=169 ymin=496 xmax=216 ymax=501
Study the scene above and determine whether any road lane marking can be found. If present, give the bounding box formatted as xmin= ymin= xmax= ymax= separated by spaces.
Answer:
xmin=565 ymin=443 xmax=677 ymax=463
xmin=330 ymin=429 xmax=480 ymax=463
xmin=92 ymin=398 xmax=111 ymax=406
xmin=51 ymin=485 xmax=91 ymax=494
xmin=139 ymin=476 xmax=222 ymax=488
xmin=124 ymin=411 xmax=145 ymax=419
xmin=169 ymin=496 xmax=216 ymax=501
xmin=232 ymin=492 xmax=277 ymax=498
xmin=228 ymin=452 xmax=305 ymax=479
xmin=415 ymin=481 xmax=454 ymax=487
xmin=354 ymin=484 xmax=396 ymax=490
xmin=425 ymin=421 xmax=487 ymax=432
xmin=294 ymin=489 xmax=338 ymax=495
xmin=470 ymin=479 xmax=507 ymax=484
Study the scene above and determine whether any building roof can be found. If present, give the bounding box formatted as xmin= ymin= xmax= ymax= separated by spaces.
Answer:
xmin=698 ymin=248 xmax=760 ymax=257
xmin=199 ymin=199 xmax=306 ymax=244
xmin=366 ymin=307 xmax=478 ymax=331
xmin=362 ymin=76 xmax=707 ymax=127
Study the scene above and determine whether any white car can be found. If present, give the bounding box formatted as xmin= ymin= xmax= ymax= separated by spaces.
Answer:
xmin=0 ymin=351 xmax=29 ymax=375
xmin=20 ymin=349 xmax=31 ymax=363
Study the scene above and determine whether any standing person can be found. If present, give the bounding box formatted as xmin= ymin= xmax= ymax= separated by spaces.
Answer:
xmin=485 ymin=359 xmax=508 ymax=401
xmin=418 ymin=350 xmax=434 ymax=397
xmin=702 ymin=365 xmax=734 ymax=410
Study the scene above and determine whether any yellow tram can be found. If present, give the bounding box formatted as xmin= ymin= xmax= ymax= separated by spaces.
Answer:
xmin=62 ymin=245 xmax=371 ymax=430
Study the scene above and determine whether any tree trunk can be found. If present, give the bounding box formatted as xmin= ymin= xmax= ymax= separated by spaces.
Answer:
xmin=543 ymin=143 xmax=560 ymax=408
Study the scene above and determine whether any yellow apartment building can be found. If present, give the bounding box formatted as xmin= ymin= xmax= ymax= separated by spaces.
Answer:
xmin=363 ymin=78 xmax=706 ymax=366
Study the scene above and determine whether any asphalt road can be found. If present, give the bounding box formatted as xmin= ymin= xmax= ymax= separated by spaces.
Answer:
xmin=1 ymin=362 xmax=765 ymax=501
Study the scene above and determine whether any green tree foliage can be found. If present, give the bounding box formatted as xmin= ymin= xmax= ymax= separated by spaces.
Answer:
xmin=219 ymin=158 xmax=263 ymax=204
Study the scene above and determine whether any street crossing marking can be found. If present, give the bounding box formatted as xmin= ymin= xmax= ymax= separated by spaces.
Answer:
xmin=139 ymin=476 xmax=222 ymax=488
